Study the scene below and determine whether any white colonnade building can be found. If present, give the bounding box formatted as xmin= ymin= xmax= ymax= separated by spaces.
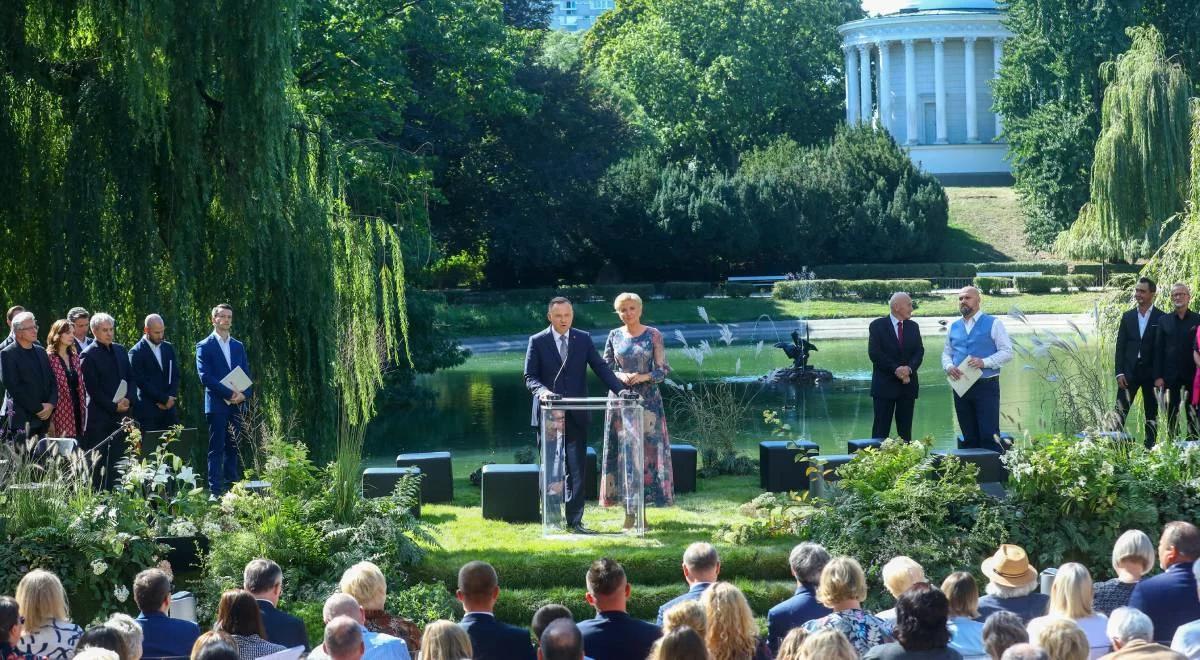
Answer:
xmin=838 ymin=0 xmax=1012 ymax=181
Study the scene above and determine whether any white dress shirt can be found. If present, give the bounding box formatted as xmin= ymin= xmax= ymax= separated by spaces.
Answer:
xmin=888 ymin=314 xmax=904 ymax=341
xmin=1137 ymin=306 xmax=1153 ymax=338
xmin=214 ymin=332 xmax=232 ymax=369
xmin=941 ymin=312 xmax=1014 ymax=372
xmin=149 ymin=339 xmax=163 ymax=369
xmin=554 ymin=328 xmax=570 ymax=360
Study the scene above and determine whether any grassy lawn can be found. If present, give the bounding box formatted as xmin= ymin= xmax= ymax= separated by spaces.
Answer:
xmin=442 ymin=291 xmax=1103 ymax=338
xmin=940 ymin=186 xmax=1045 ymax=262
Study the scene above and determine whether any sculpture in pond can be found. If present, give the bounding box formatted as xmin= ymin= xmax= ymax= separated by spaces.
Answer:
xmin=763 ymin=326 xmax=833 ymax=384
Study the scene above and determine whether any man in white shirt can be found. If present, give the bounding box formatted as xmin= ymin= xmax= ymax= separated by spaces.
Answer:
xmin=942 ymin=286 xmax=1013 ymax=450
xmin=1114 ymin=278 xmax=1164 ymax=446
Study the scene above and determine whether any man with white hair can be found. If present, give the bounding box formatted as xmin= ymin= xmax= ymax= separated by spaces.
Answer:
xmin=81 ymin=312 xmax=134 ymax=489
xmin=868 ymin=292 xmax=924 ymax=442
xmin=942 ymin=286 xmax=1013 ymax=449
xmin=308 ymin=594 xmax=410 ymax=660
xmin=128 ymin=314 xmax=181 ymax=432
xmin=1103 ymin=607 xmax=1182 ymax=658
xmin=1153 ymin=283 xmax=1200 ymax=441
xmin=0 ymin=311 xmax=56 ymax=437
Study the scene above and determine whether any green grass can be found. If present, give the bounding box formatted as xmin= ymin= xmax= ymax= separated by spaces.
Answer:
xmin=940 ymin=186 xmax=1043 ymax=262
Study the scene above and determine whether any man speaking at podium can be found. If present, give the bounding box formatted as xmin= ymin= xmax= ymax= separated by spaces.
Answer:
xmin=524 ymin=297 xmax=627 ymax=534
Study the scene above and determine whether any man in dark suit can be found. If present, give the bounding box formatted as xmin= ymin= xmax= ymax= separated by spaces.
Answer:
xmin=134 ymin=568 xmax=202 ymax=659
xmin=1129 ymin=522 xmax=1200 ymax=644
xmin=1115 ymin=278 xmax=1165 ymax=446
xmin=81 ymin=313 xmax=134 ymax=489
xmin=0 ymin=312 xmax=56 ymax=438
xmin=0 ymin=306 xmax=24 ymax=351
xmin=523 ymin=297 xmax=626 ymax=534
xmin=68 ymin=307 xmax=93 ymax=352
xmin=196 ymin=303 xmax=253 ymax=495
xmin=1154 ymin=284 xmax=1200 ymax=441
xmin=456 ymin=561 xmax=535 ymax=660
xmin=868 ymin=292 xmax=924 ymax=441
xmin=129 ymin=314 xmax=181 ymax=432
xmin=656 ymin=542 xmax=720 ymax=625
xmin=578 ymin=558 xmax=661 ymax=660
xmin=767 ymin=542 xmax=833 ymax=653
xmin=245 ymin=559 xmax=309 ymax=650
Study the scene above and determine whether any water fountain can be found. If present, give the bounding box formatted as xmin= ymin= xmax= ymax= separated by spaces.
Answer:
xmin=761 ymin=325 xmax=834 ymax=385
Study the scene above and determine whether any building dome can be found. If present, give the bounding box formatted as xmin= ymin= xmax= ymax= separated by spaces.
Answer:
xmin=903 ymin=0 xmax=998 ymax=10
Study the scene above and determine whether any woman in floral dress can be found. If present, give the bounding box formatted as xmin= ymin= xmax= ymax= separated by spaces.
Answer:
xmin=602 ymin=292 xmax=674 ymax=528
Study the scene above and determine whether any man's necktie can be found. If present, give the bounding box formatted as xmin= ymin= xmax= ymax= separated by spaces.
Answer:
xmin=559 ymin=335 xmax=568 ymax=362
xmin=897 ymin=321 xmax=904 ymax=349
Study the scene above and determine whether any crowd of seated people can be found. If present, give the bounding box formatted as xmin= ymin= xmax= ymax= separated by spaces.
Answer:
xmin=9 ymin=525 xmax=1200 ymax=660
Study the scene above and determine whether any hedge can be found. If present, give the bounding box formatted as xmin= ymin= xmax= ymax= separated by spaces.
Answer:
xmin=1066 ymin=274 xmax=1095 ymax=290
xmin=724 ymin=282 xmax=758 ymax=298
xmin=1068 ymin=263 xmax=1142 ymax=278
xmin=973 ymin=276 xmax=1009 ymax=295
xmin=976 ymin=261 xmax=1069 ymax=275
xmin=773 ymin=279 xmax=934 ymax=301
xmin=660 ymin=281 xmax=714 ymax=300
xmin=1014 ymin=275 xmax=1068 ymax=294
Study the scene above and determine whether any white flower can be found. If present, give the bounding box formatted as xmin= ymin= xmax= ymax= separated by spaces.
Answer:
xmin=176 ymin=466 xmax=197 ymax=487
xmin=91 ymin=560 xmax=108 ymax=576
xmin=167 ymin=520 xmax=198 ymax=537
xmin=220 ymin=491 xmax=239 ymax=513
xmin=154 ymin=464 xmax=172 ymax=487
xmin=113 ymin=585 xmax=130 ymax=603
xmin=202 ymin=521 xmax=222 ymax=537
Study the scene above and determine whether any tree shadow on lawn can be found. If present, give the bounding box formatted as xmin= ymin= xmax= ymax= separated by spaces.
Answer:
xmin=938 ymin=225 xmax=1008 ymax=263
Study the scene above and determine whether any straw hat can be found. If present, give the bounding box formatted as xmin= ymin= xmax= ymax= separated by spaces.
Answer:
xmin=981 ymin=544 xmax=1038 ymax=588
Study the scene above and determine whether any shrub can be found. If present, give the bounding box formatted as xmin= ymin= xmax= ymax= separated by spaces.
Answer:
xmin=845 ymin=279 xmax=933 ymax=300
xmin=595 ymin=283 xmax=658 ymax=303
xmin=1108 ymin=273 xmax=1139 ymax=290
xmin=660 ymin=281 xmax=713 ymax=299
xmin=1066 ymin=274 xmax=1095 ymax=289
xmin=1014 ymin=275 xmax=1068 ymax=293
xmin=773 ymin=279 xmax=931 ymax=301
xmin=813 ymin=263 xmax=977 ymax=279
xmin=1069 ymin=263 xmax=1142 ymax=278
xmin=974 ymin=276 xmax=1010 ymax=295
xmin=554 ymin=284 xmax=596 ymax=302
xmin=724 ymin=282 xmax=757 ymax=298
xmin=975 ymin=261 xmax=1069 ymax=275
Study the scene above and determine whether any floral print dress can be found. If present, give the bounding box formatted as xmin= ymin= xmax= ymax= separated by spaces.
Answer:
xmin=801 ymin=608 xmax=894 ymax=657
xmin=602 ymin=326 xmax=674 ymax=509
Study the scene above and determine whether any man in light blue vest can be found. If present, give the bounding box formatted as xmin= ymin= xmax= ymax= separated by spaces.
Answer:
xmin=942 ymin=286 xmax=1013 ymax=449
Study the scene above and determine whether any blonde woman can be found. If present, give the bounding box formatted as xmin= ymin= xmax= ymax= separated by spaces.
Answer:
xmin=775 ymin=629 xmax=808 ymax=660
xmin=1093 ymin=530 xmax=1155 ymax=616
xmin=798 ymin=629 xmax=857 ymax=660
xmin=602 ymin=292 xmax=674 ymax=528
xmin=16 ymin=570 xmax=83 ymax=660
xmin=1035 ymin=618 xmax=1089 ymax=660
xmin=1026 ymin=564 xmax=1108 ymax=659
xmin=801 ymin=557 xmax=894 ymax=656
xmin=701 ymin=583 xmax=770 ymax=660
xmin=418 ymin=621 xmax=472 ymax=660
xmin=340 ymin=561 xmax=421 ymax=652
xmin=941 ymin=572 xmax=985 ymax=658
xmin=662 ymin=600 xmax=706 ymax=638
xmin=648 ymin=626 xmax=710 ymax=660
xmin=878 ymin=557 xmax=926 ymax=623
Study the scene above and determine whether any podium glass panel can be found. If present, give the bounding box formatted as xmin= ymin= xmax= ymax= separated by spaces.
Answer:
xmin=540 ymin=396 xmax=644 ymax=537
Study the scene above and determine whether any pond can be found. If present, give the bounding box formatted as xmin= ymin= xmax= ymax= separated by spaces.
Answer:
xmin=364 ymin=335 xmax=1067 ymax=476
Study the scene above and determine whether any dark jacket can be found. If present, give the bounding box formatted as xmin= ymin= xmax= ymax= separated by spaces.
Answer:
xmin=256 ymin=600 xmax=309 ymax=650
xmin=868 ymin=316 xmax=924 ymax=400
xmin=458 ymin=612 xmax=535 ymax=660
xmin=1116 ymin=307 xmax=1164 ymax=382
xmin=129 ymin=336 xmax=181 ymax=430
xmin=1154 ymin=310 xmax=1200 ymax=387
xmin=768 ymin=583 xmax=833 ymax=652
xmin=1129 ymin=562 xmax=1200 ymax=644
xmin=977 ymin=592 xmax=1049 ymax=624
xmin=80 ymin=341 xmax=134 ymax=442
xmin=523 ymin=327 xmax=624 ymax=427
xmin=196 ymin=333 xmax=253 ymax=416
xmin=656 ymin=582 xmax=711 ymax=626
xmin=0 ymin=342 xmax=58 ymax=435
xmin=578 ymin=611 xmax=661 ymax=660
xmin=136 ymin=610 xmax=201 ymax=659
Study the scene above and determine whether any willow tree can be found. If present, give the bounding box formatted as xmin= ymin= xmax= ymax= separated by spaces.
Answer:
xmin=1146 ymin=109 xmax=1200 ymax=304
xmin=0 ymin=0 xmax=410 ymax=448
xmin=1055 ymin=26 xmax=1192 ymax=262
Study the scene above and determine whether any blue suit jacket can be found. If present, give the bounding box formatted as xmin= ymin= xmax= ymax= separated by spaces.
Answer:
xmin=977 ymin=592 xmax=1050 ymax=624
xmin=458 ymin=612 xmax=535 ymax=660
xmin=196 ymin=333 xmax=252 ymax=415
xmin=656 ymin=582 xmax=712 ymax=626
xmin=136 ymin=611 xmax=201 ymax=659
xmin=578 ymin=611 xmax=661 ymax=660
xmin=1130 ymin=562 xmax=1200 ymax=643
xmin=257 ymin=600 xmax=309 ymax=650
xmin=523 ymin=327 xmax=625 ymax=426
xmin=767 ymin=583 xmax=833 ymax=652
xmin=129 ymin=337 xmax=181 ymax=418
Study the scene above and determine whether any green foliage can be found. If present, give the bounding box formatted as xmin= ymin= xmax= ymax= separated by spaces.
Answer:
xmin=386 ymin=582 xmax=460 ymax=627
xmin=723 ymin=283 xmax=757 ymax=298
xmin=660 ymin=282 xmax=714 ymax=300
xmin=973 ymin=277 xmax=1010 ymax=296
xmin=772 ymin=279 xmax=933 ymax=301
xmin=1014 ymin=276 xmax=1068 ymax=294
xmin=976 ymin=262 xmax=1069 ymax=275
xmin=1067 ymin=274 xmax=1095 ymax=290
xmin=815 ymin=263 xmax=976 ymax=279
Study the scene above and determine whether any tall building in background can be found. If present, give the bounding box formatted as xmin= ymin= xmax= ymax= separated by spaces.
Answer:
xmin=549 ymin=0 xmax=614 ymax=31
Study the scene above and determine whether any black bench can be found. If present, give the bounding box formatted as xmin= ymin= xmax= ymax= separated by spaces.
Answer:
xmin=759 ymin=440 xmax=820 ymax=492
xmin=808 ymin=454 xmax=854 ymax=498
xmin=395 ymin=451 xmax=453 ymax=503
xmin=361 ymin=467 xmax=422 ymax=516
xmin=671 ymin=444 xmax=698 ymax=494
xmin=481 ymin=464 xmax=540 ymax=523
xmin=932 ymin=448 xmax=1006 ymax=483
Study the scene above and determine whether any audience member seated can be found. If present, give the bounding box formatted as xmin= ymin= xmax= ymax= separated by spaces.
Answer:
xmin=321 ymin=617 xmax=364 ymax=660
xmin=864 ymin=584 xmax=963 ymax=660
xmin=539 ymin=619 xmax=583 ymax=660
xmin=1035 ymin=619 xmax=1090 ymax=660
xmin=243 ymin=560 xmax=308 ymax=651
xmin=801 ymin=556 xmax=894 ymax=656
xmin=1130 ymin=522 xmax=1200 ymax=645
xmin=879 ymin=557 xmax=928 ymax=623
xmin=531 ymin=605 xmax=593 ymax=660
xmin=1027 ymin=563 xmax=1110 ymax=658
xmin=419 ymin=621 xmax=472 ymax=660
xmin=648 ymin=627 xmax=710 ymax=660
xmin=657 ymin=543 xmax=721 ymax=626
xmin=213 ymin=590 xmax=285 ymax=660
xmin=76 ymin=627 xmax=129 ymax=660
xmin=1170 ymin=559 xmax=1200 ymax=657
xmin=797 ymin=629 xmax=857 ymax=660
xmin=73 ymin=650 xmax=117 ymax=660
xmin=978 ymin=545 xmax=1050 ymax=623
xmin=984 ymin=612 xmax=1030 ymax=660
xmin=701 ymin=582 xmax=770 ymax=660
xmin=133 ymin=569 xmax=201 ymax=660
xmin=578 ymin=558 xmax=661 ymax=660
xmin=1101 ymin=607 xmax=1183 ymax=659
xmin=454 ymin=561 xmax=535 ymax=660
xmin=0 ymin=596 xmax=46 ymax=660
xmin=768 ymin=542 xmax=832 ymax=653
xmin=1095 ymin=532 xmax=1156 ymax=617
xmin=661 ymin=601 xmax=705 ymax=638
xmin=308 ymin=594 xmax=409 ymax=660
xmin=189 ymin=632 xmax=238 ymax=660
xmin=1001 ymin=645 xmax=1048 ymax=660
xmin=775 ymin=629 xmax=808 ymax=660
xmin=103 ymin=615 xmax=142 ymax=660
xmin=942 ymin=572 xmax=986 ymax=659
xmin=341 ymin=562 xmax=421 ymax=653
xmin=16 ymin=570 xmax=83 ymax=660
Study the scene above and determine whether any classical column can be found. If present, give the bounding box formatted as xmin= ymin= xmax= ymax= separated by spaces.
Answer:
xmin=858 ymin=44 xmax=873 ymax=124
xmin=964 ymin=36 xmax=979 ymax=143
xmin=993 ymin=37 xmax=1006 ymax=140
xmin=933 ymin=36 xmax=947 ymax=144
xmin=903 ymin=39 xmax=917 ymax=145
xmin=845 ymin=46 xmax=859 ymax=124
xmin=877 ymin=41 xmax=892 ymax=134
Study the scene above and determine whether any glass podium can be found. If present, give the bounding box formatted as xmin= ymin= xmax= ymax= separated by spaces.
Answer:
xmin=540 ymin=395 xmax=645 ymax=537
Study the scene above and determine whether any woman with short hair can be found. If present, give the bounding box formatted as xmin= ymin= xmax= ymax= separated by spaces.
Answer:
xmin=863 ymin=584 xmax=962 ymax=659
xmin=212 ymin=591 xmax=284 ymax=660
xmin=1035 ymin=619 xmax=1089 ymax=660
xmin=802 ymin=557 xmax=894 ymax=656
xmin=648 ymin=626 xmax=710 ymax=660
xmin=701 ymin=583 xmax=770 ymax=660
xmin=339 ymin=561 xmax=421 ymax=652
xmin=878 ymin=557 xmax=927 ymax=623
xmin=941 ymin=572 xmax=986 ymax=658
xmin=1092 ymin=530 xmax=1155 ymax=616
xmin=16 ymin=570 xmax=83 ymax=660
xmin=798 ymin=630 xmax=857 ymax=660
xmin=1 ymin=596 xmax=44 ymax=660
xmin=1026 ymin=564 xmax=1108 ymax=659
xmin=418 ymin=621 xmax=472 ymax=660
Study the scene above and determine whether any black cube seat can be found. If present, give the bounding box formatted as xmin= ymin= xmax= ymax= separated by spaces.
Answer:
xmin=808 ymin=454 xmax=854 ymax=498
xmin=759 ymin=440 xmax=820 ymax=493
xmin=361 ymin=467 xmax=422 ymax=517
xmin=586 ymin=446 xmax=598 ymax=500
xmin=932 ymin=448 xmax=1006 ymax=483
xmin=481 ymin=464 xmax=539 ymax=523
xmin=957 ymin=432 xmax=1015 ymax=451
xmin=847 ymin=438 xmax=883 ymax=453
xmin=671 ymin=444 xmax=698 ymax=494
xmin=395 ymin=451 xmax=453 ymax=503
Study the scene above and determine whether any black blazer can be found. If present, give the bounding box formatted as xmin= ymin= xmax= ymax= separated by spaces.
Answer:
xmin=867 ymin=316 xmax=923 ymax=400
xmin=523 ymin=326 xmax=625 ymax=426
xmin=81 ymin=341 xmax=134 ymax=437
xmin=1115 ymin=306 xmax=1163 ymax=381
xmin=257 ymin=600 xmax=309 ymax=650
xmin=458 ymin=612 xmax=535 ymax=660
xmin=129 ymin=337 xmax=181 ymax=417
xmin=1154 ymin=310 xmax=1200 ymax=386
xmin=0 ymin=342 xmax=57 ymax=434
xmin=578 ymin=611 xmax=662 ymax=660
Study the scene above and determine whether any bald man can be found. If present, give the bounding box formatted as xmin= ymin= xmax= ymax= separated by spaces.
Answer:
xmin=129 ymin=313 xmax=181 ymax=431
xmin=868 ymin=292 xmax=924 ymax=442
xmin=942 ymin=286 xmax=1013 ymax=450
